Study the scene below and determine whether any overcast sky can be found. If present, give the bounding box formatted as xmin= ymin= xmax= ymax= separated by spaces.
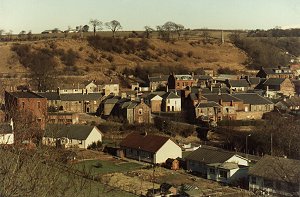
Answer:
xmin=0 ymin=0 xmax=299 ymax=33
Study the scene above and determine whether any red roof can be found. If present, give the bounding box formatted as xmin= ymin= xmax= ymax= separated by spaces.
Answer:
xmin=120 ymin=132 xmax=170 ymax=153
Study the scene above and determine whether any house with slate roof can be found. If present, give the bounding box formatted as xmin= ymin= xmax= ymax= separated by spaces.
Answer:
xmin=161 ymin=92 xmax=181 ymax=112
xmin=144 ymin=93 xmax=163 ymax=113
xmin=185 ymin=146 xmax=250 ymax=184
xmin=148 ymin=75 xmax=169 ymax=91
xmin=256 ymin=66 xmax=294 ymax=79
xmin=168 ymin=73 xmax=195 ymax=90
xmin=117 ymin=100 xmax=151 ymax=124
xmin=275 ymin=96 xmax=300 ymax=112
xmin=119 ymin=132 xmax=182 ymax=163
xmin=194 ymin=101 xmax=222 ymax=122
xmin=225 ymin=79 xmax=250 ymax=92
xmin=37 ymin=92 xmax=61 ymax=111
xmin=262 ymin=78 xmax=295 ymax=98
xmin=248 ymin=155 xmax=300 ymax=196
xmin=60 ymin=93 xmax=103 ymax=113
xmin=44 ymin=124 xmax=103 ymax=149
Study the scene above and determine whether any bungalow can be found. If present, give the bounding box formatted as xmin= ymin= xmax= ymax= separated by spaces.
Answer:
xmin=161 ymin=92 xmax=181 ymax=112
xmin=119 ymin=132 xmax=182 ymax=164
xmin=248 ymin=155 xmax=300 ymax=196
xmin=43 ymin=124 xmax=103 ymax=149
xmin=185 ymin=146 xmax=249 ymax=184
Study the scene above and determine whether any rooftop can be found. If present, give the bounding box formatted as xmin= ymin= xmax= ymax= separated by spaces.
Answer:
xmin=233 ymin=93 xmax=273 ymax=105
xmin=7 ymin=91 xmax=45 ymax=99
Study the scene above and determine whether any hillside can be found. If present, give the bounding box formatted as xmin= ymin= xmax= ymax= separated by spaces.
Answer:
xmin=0 ymin=34 xmax=248 ymax=90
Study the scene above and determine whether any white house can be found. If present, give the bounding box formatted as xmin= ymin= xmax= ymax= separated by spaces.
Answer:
xmin=249 ymin=155 xmax=300 ymax=196
xmin=103 ymin=83 xmax=119 ymax=96
xmin=44 ymin=124 xmax=103 ymax=149
xmin=0 ymin=122 xmax=14 ymax=145
xmin=161 ymin=92 xmax=181 ymax=112
xmin=119 ymin=132 xmax=182 ymax=164
xmin=185 ymin=146 xmax=250 ymax=184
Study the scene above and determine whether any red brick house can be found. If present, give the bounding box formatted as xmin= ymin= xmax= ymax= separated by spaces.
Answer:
xmin=168 ymin=73 xmax=195 ymax=90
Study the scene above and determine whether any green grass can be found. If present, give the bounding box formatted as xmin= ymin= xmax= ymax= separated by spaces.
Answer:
xmin=73 ymin=159 xmax=142 ymax=175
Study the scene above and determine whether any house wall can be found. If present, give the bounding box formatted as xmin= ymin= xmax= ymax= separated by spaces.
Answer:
xmin=280 ymin=79 xmax=295 ymax=96
xmin=84 ymin=127 xmax=103 ymax=149
xmin=154 ymin=139 xmax=182 ymax=163
xmin=227 ymin=155 xmax=249 ymax=166
xmin=0 ymin=133 xmax=14 ymax=144
xmin=103 ymin=84 xmax=119 ymax=96
xmin=133 ymin=102 xmax=151 ymax=123
xmin=163 ymin=98 xmax=181 ymax=112
xmin=123 ymin=148 xmax=154 ymax=163
xmin=186 ymin=159 xmax=207 ymax=176
xmin=103 ymin=103 xmax=116 ymax=116
xmin=61 ymin=101 xmax=83 ymax=113
xmin=48 ymin=113 xmax=79 ymax=124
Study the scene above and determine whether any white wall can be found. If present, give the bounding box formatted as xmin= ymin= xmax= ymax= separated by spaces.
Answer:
xmin=154 ymin=139 xmax=182 ymax=163
xmin=84 ymin=127 xmax=103 ymax=149
xmin=227 ymin=155 xmax=249 ymax=166
xmin=0 ymin=133 xmax=14 ymax=145
xmin=165 ymin=98 xmax=181 ymax=112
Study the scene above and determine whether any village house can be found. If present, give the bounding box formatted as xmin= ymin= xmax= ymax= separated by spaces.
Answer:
xmin=43 ymin=124 xmax=103 ymax=149
xmin=168 ymin=73 xmax=195 ymax=90
xmin=194 ymin=101 xmax=222 ymax=122
xmin=202 ymin=93 xmax=244 ymax=120
xmin=275 ymin=96 xmax=300 ymax=112
xmin=225 ymin=79 xmax=249 ymax=92
xmin=243 ymin=76 xmax=262 ymax=89
xmin=161 ymin=92 xmax=181 ymax=112
xmin=262 ymin=78 xmax=295 ymax=98
xmin=144 ymin=93 xmax=163 ymax=113
xmin=148 ymin=75 xmax=169 ymax=91
xmin=256 ymin=66 xmax=294 ymax=79
xmin=117 ymin=99 xmax=152 ymax=124
xmin=119 ymin=132 xmax=182 ymax=164
xmin=233 ymin=93 xmax=274 ymax=119
xmin=47 ymin=112 xmax=79 ymax=124
xmin=185 ymin=146 xmax=249 ymax=184
xmin=37 ymin=92 xmax=61 ymax=111
xmin=194 ymin=75 xmax=213 ymax=88
xmin=60 ymin=93 xmax=103 ymax=113
xmin=98 ymin=96 xmax=121 ymax=117
xmin=5 ymin=91 xmax=47 ymax=130
xmin=57 ymin=83 xmax=86 ymax=94
xmin=248 ymin=155 xmax=300 ymax=196
xmin=102 ymin=83 xmax=119 ymax=96
xmin=0 ymin=121 xmax=14 ymax=145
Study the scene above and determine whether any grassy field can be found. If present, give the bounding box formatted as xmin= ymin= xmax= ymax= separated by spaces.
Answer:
xmin=73 ymin=159 xmax=143 ymax=175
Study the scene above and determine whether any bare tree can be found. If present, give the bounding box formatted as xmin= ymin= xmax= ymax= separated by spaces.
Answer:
xmin=105 ymin=20 xmax=122 ymax=38
xmin=89 ymin=19 xmax=102 ymax=36
xmin=173 ymin=23 xmax=185 ymax=39
xmin=144 ymin=26 xmax=154 ymax=39
xmin=27 ymin=30 xmax=32 ymax=40
xmin=6 ymin=30 xmax=13 ymax=40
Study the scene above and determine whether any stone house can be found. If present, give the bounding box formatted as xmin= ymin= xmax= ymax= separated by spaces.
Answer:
xmin=194 ymin=75 xmax=213 ymax=88
xmin=148 ymin=75 xmax=169 ymax=91
xmin=195 ymin=101 xmax=222 ymax=122
xmin=119 ymin=132 xmax=182 ymax=164
xmin=248 ymin=155 xmax=300 ymax=196
xmin=37 ymin=92 xmax=61 ymax=111
xmin=102 ymin=83 xmax=119 ymax=96
xmin=44 ymin=124 xmax=103 ymax=149
xmin=161 ymin=92 xmax=181 ymax=112
xmin=225 ymin=79 xmax=249 ymax=92
xmin=262 ymin=78 xmax=295 ymax=97
xmin=60 ymin=93 xmax=103 ymax=113
xmin=144 ymin=94 xmax=163 ymax=113
xmin=118 ymin=100 xmax=151 ymax=124
xmin=47 ymin=112 xmax=79 ymax=124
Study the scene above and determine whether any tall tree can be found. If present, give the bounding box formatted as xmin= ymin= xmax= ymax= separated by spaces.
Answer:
xmin=144 ymin=26 xmax=154 ymax=39
xmin=89 ymin=19 xmax=102 ymax=36
xmin=105 ymin=20 xmax=122 ymax=38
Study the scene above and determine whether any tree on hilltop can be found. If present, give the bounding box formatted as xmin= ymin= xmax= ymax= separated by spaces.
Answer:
xmin=105 ymin=20 xmax=122 ymax=38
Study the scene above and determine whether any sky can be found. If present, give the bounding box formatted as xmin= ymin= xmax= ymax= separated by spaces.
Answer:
xmin=0 ymin=0 xmax=299 ymax=34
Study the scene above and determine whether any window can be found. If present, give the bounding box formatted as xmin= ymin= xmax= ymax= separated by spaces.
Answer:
xmin=79 ymin=140 xmax=83 ymax=145
xmin=209 ymin=168 xmax=215 ymax=174
xmin=22 ymin=102 xmax=25 ymax=109
xmin=37 ymin=101 xmax=40 ymax=109
xmin=219 ymin=170 xmax=227 ymax=178
xmin=138 ymin=109 xmax=143 ymax=115
xmin=177 ymin=82 xmax=180 ymax=87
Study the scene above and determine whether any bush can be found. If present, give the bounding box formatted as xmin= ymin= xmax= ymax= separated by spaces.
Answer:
xmin=60 ymin=49 xmax=79 ymax=67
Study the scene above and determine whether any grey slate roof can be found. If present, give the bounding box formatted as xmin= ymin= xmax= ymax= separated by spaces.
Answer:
xmin=162 ymin=92 xmax=180 ymax=99
xmin=8 ymin=91 xmax=44 ymax=98
xmin=174 ymin=75 xmax=193 ymax=80
xmin=37 ymin=92 xmax=61 ymax=100
xmin=45 ymin=124 xmax=101 ymax=140
xmin=185 ymin=146 xmax=236 ymax=164
xmin=148 ymin=75 xmax=169 ymax=82
xmin=247 ymin=77 xmax=261 ymax=85
xmin=248 ymin=155 xmax=300 ymax=184
xmin=0 ymin=124 xmax=13 ymax=134
xmin=60 ymin=93 xmax=103 ymax=101
xmin=263 ymin=78 xmax=286 ymax=86
xmin=195 ymin=75 xmax=213 ymax=81
xmin=263 ymin=67 xmax=293 ymax=75
xmin=196 ymin=101 xmax=220 ymax=108
xmin=233 ymin=93 xmax=273 ymax=105
xmin=202 ymin=93 xmax=242 ymax=103
xmin=228 ymin=79 xmax=249 ymax=87
xmin=201 ymin=87 xmax=230 ymax=94
xmin=277 ymin=96 xmax=300 ymax=108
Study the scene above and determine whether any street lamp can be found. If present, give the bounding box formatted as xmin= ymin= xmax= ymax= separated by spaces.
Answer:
xmin=246 ymin=134 xmax=251 ymax=159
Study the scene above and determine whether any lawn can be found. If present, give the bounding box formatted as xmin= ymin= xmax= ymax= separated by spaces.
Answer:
xmin=73 ymin=159 xmax=143 ymax=175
